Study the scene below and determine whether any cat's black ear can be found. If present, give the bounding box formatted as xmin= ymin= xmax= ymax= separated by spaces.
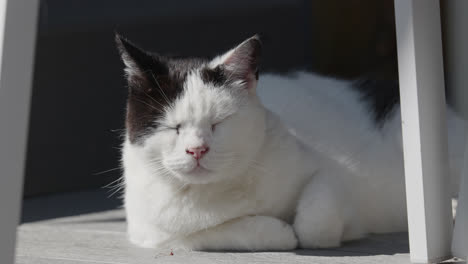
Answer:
xmin=211 ymin=35 xmax=261 ymax=88
xmin=115 ymin=34 xmax=168 ymax=91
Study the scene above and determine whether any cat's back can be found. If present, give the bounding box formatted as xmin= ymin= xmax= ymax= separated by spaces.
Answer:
xmin=256 ymin=72 xmax=399 ymax=157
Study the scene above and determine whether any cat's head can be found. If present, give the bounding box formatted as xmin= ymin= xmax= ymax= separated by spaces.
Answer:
xmin=117 ymin=35 xmax=266 ymax=184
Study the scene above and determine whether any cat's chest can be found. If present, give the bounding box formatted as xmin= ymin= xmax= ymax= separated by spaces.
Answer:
xmin=245 ymin=154 xmax=314 ymax=219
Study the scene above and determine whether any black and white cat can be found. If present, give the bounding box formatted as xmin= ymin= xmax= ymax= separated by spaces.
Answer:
xmin=116 ymin=35 xmax=465 ymax=250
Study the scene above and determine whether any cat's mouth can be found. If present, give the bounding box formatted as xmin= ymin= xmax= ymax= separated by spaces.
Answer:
xmin=186 ymin=164 xmax=211 ymax=175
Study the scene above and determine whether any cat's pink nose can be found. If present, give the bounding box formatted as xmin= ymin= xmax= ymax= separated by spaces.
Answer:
xmin=186 ymin=145 xmax=210 ymax=160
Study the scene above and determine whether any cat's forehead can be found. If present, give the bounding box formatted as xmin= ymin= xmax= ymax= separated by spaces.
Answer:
xmin=166 ymin=71 xmax=241 ymax=123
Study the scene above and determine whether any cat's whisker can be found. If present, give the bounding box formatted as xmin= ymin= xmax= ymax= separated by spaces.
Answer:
xmin=106 ymin=183 xmax=125 ymax=192
xmin=149 ymin=156 xmax=164 ymax=160
xmin=151 ymin=166 xmax=166 ymax=173
xmin=142 ymin=89 xmax=168 ymax=110
xmin=148 ymin=160 xmax=164 ymax=166
xmin=148 ymin=159 xmax=165 ymax=165
xmin=141 ymin=89 xmax=159 ymax=104
xmin=94 ymin=167 xmax=122 ymax=176
xmin=133 ymin=98 xmax=163 ymax=112
xmin=107 ymin=182 xmax=125 ymax=190
xmin=103 ymin=176 xmax=126 ymax=198
xmin=149 ymin=71 xmax=171 ymax=106
xmin=107 ymin=185 xmax=125 ymax=198
xmin=102 ymin=176 xmax=124 ymax=189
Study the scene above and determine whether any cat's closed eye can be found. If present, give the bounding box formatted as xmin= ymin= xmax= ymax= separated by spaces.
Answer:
xmin=212 ymin=115 xmax=234 ymax=132
xmin=212 ymin=121 xmax=224 ymax=132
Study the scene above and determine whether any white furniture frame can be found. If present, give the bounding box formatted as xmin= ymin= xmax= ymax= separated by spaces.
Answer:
xmin=0 ymin=0 xmax=39 ymax=263
xmin=453 ymin=143 xmax=468 ymax=260
xmin=394 ymin=0 xmax=467 ymax=263
xmin=442 ymin=0 xmax=468 ymax=259
xmin=0 ymin=1 xmax=466 ymax=263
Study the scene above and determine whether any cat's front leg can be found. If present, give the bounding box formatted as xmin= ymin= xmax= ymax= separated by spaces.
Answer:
xmin=293 ymin=173 xmax=351 ymax=248
xmin=170 ymin=215 xmax=298 ymax=251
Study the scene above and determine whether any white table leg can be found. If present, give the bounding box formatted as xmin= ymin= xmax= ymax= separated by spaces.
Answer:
xmin=0 ymin=0 xmax=39 ymax=263
xmin=441 ymin=0 xmax=468 ymax=260
xmin=394 ymin=0 xmax=453 ymax=263
xmin=452 ymin=141 xmax=468 ymax=259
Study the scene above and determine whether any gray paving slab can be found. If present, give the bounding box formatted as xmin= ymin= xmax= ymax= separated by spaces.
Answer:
xmin=16 ymin=223 xmax=411 ymax=264
xmin=15 ymin=189 xmax=419 ymax=264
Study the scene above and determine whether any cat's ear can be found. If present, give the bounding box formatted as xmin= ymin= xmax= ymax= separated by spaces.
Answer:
xmin=210 ymin=35 xmax=261 ymax=89
xmin=115 ymin=33 xmax=168 ymax=92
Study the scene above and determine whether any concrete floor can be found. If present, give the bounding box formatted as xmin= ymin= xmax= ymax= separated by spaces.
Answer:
xmin=13 ymin=189 xmax=452 ymax=264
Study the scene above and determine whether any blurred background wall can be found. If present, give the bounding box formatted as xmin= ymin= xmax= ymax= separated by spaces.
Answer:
xmin=24 ymin=0 xmax=398 ymax=197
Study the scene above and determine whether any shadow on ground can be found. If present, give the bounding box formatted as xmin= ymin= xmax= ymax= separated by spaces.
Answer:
xmin=295 ymin=232 xmax=409 ymax=256
xmin=204 ymin=233 xmax=409 ymax=257
xmin=21 ymin=188 xmax=122 ymax=223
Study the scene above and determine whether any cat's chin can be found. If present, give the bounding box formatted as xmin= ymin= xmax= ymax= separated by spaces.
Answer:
xmin=173 ymin=166 xmax=220 ymax=185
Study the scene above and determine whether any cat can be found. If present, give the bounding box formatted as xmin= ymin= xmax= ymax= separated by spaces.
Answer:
xmin=116 ymin=34 xmax=465 ymax=250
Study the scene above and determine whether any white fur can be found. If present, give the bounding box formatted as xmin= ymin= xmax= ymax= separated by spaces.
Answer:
xmin=122 ymin=69 xmax=465 ymax=250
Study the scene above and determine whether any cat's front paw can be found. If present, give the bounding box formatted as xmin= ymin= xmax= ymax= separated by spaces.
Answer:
xmin=129 ymin=235 xmax=159 ymax=248
xmin=278 ymin=224 xmax=299 ymax=250
xmin=181 ymin=216 xmax=298 ymax=251
xmin=127 ymin=224 xmax=170 ymax=249
xmin=293 ymin=209 xmax=343 ymax=248
xmin=254 ymin=216 xmax=298 ymax=250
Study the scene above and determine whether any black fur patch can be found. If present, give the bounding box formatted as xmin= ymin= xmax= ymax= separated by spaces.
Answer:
xmin=353 ymin=78 xmax=400 ymax=127
xmin=116 ymin=34 xmax=207 ymax=144
xmin=201 ymin=66 xmax=227 ymax=86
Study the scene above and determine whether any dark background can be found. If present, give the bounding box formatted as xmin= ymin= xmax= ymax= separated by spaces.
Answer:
xmin=23 ymin=0 xmax=398 ymax=197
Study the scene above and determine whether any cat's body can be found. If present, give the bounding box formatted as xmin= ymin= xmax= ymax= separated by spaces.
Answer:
xmin=117 ymin=35 xmax=465 ymax=250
